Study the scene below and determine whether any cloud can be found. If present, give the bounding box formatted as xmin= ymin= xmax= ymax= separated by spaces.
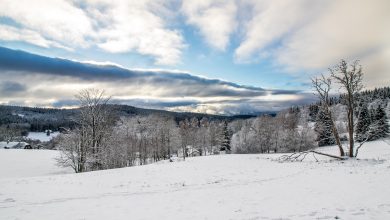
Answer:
xmin=0 ymin=46 xmax=310 ymax=114
xmin=2 ymin=1 xmax=387 ymax=111
xmin=232 ymin=0 xmax=390 ymax=87
xmin=275 ymin=0 xmax=390 ymax=87
xmin=181 ymin=0 xmax=237 ymax=50
xmin=234 ymin=0 xmax=317 ymax=63
xmin=2 ymin=0 xmax=388 ymax=84
xmin=0 ymin=46 xmax=274 ymax=97
xmin=0 ymin=81 xmax=26 ymax=96
xmin=0 ymin=24 xmax=71 ymax=50
xmin=0 ymin=0 xmax=185 ymax=65
xmin=89 ymin=0 xmax=186 ymax=65
xmin=0 ymin=0 xmax=93 ymax=47
xmin=276 ymin=0 xmax=390 ymax=67
xmin=51 ymin=99 xmax=79 ymax=108
xmin=166 ymin=93 xmax=316 ymax=115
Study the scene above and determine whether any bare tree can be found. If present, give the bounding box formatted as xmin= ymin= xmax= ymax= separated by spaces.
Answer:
xmin=312 ymin=74 xmax=345 ymax=156
xmin=179 ymin=119 xmax=190 ymax=160
xmin=56 ymin=129 xmax=85 ymax=173
xmin=0 ymin=124 xmax=21 ymax=143
xmin=330 ymin=60 xmax=363 ymax=157
xmin=57 ymin=89 xmax=115 ymax=172
xmin=311 ymin=60 xmax=365 ymax=158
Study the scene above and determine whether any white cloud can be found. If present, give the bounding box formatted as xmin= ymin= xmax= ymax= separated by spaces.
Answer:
xmin=181 ymin=0 xmax=237 ymax=51
xmin=0 ymin=24 xmax=71 ymax=50
xmin=359 ymin=47 xmax=390 ymax=89
xmin=89 ymin=0 xmax=185 ymax=65
xmin=275 ymin=0 xmax=390 ymax=87
xmin=0 ymin=0 xmax=186 ymax=65
xmin=230 ymin=0 xmax=390 ymax=87
xmin=0 ymin=47 xmax=310 ymax=113
xmin=1 ymin=0 xmax=389 ymax=85
xmin=234 ymin=0 xmax=322 ymax=63
xmin=0 ymin=0 xmax=93 ymax=47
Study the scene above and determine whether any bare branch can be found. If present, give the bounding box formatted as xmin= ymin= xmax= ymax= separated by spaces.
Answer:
xmin=278 ymin=150 xmax=346 ymax=162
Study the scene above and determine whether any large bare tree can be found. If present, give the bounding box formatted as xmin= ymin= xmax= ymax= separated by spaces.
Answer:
xmin=311 ymin=60 xmax=364 ymax=158
xmin=58 ymin=89 xmax=115 ymax=172
xmin=312 ymin=74 xmax=345 ymax=157
xmin=77 ymin=89 xmax=115 ymax=170
xmin=330 ymin=60 xmax=363 ymax=157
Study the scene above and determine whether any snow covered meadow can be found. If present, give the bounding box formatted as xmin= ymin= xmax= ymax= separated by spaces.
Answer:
xmin=1 ymin=141 xmax=390 ymax=220
xmin=27 ymin=131 xmax=60 ymax=142
xmin=0 ymin=149 xmax=72 ymax=178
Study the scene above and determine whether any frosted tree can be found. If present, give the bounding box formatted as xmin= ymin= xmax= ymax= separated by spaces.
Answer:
xmin=208 ymin=120 xmax=222 ymax=154
xmin=312 ymin=74 xmax=345 ymax=156
xmin=314 ymin=108 xmax=336 ymax=146
xmin=220 ymin=121 xmax=231 ymax=152
xmin=76 ymin=88 xmax=115 ymax=170
xmin=330 ymin=60 xmax=363 ymax=157
xmin=57 ymin=89 xmax=115 ymax=172
xmin=371 ymin=105 xmax=389 ymax=139
xmin=56 ymin=128 xmax=86 ymax=173
xmin=179 ymin=119 xmax=191 ymax=160
xmin=231 ymin=119 xmax=255 ymax=153
xmin=198 ymin=117 xmax=211 ymax=155
xmin=355 ymin=104 xmax=370 ymax=142
xmin=0 ymin=124 xmax=21 ymax=143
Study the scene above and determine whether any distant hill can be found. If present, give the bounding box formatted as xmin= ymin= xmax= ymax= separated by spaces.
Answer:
xmin=0 ymin=104 xmax=261 ymax=132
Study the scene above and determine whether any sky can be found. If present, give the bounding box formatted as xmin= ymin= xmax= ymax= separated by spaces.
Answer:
xmin=0 ymin=0 xmax=389 ymax=115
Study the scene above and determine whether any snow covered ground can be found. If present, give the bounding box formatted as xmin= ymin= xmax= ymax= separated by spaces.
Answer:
xmin=26 ymin=131 xmax=60 ymax=142
xmin=1 ymin=141 xmax=390 ymax=219
xmin=0 ymin=149 xmax=73 ymax=178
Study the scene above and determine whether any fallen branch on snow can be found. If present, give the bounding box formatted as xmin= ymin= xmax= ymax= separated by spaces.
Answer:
xmin=278 ymin=150 xmax=346 ymax=162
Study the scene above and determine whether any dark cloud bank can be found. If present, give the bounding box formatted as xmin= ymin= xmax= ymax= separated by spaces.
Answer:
xmin=0 ymin=46 xmax=314 ymax=114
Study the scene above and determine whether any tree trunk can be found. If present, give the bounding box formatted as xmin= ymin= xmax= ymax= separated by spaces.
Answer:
xmin=329 ymin=110 xmax=345 ymax=156
xmin=348 ymin=96 xmax=354 ymax=157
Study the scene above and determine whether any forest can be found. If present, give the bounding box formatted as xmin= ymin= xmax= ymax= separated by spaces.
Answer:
xmin=54 ymin=81 xmax=389 ymax=173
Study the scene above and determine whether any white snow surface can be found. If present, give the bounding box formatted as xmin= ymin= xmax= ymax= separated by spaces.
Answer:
xmin=1 ymin=141 xmax=390 ymax=219
xmin=0 ymin=149 xmax=73 ymax=178
xmin=27 ymin=131 xmax=60 ymax=142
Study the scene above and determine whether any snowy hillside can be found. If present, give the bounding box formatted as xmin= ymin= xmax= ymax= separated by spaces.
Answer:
xmin=0 ymin=149 xmax=73 ymax=178
xmin=26 ymin=131 xmax=60 ymax=142
xmin=1 ymin=141 xmax=390 ymax=220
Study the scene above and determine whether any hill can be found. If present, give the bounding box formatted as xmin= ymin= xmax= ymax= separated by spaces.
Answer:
xmin=0 ymin=104 xmax=259 ymax=132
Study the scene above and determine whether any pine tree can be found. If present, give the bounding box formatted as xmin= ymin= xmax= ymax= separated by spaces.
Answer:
xmin=369 ymin=108 xmax=377 ymax=124
xmin=309 ymin=104 xmax=319 ymax=121
xmin=220 ymin=121 xmax=231 ymax=152
xmin=355 ymin=104 xmax=371 ymax=142
xmin=314 ymin=108 xmax=335 ymax=146
xmin=371 ymin=105 xmax=389 ymax=139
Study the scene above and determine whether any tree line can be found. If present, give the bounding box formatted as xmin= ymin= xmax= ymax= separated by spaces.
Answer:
xmin=56 ymin=89 xmax=234 ymax=173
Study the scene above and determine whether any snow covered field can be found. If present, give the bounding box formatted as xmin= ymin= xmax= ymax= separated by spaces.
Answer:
xmin=27 ymin=131 xmax=60 ymax=142
xmin=1 ymin=141 xmax=390 ymax=219
xmin=0 ymin=149 xmax=73 ymax=178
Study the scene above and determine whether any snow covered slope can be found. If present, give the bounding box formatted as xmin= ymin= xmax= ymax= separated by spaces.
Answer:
xmin=0 ymin=149 xmax=73 ymax=179
xmin=1 ymin=141 xmax=390 ymax=219
xmin=27 ymin=131 xmax=60 ymax=142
